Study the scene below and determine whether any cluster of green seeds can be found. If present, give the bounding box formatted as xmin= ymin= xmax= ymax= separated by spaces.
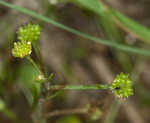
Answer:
xmin=12 ymin=41 xmax=32 ymax=59
xmin=17 ymin=23 xmax=40 ymax=42
xmin=12 ymin=23 xmax=40 ymax=58
xmin=12 ymin=41 xmax=32 ymax=58
xmin=110 ymin=73 xmax=133 ymax=98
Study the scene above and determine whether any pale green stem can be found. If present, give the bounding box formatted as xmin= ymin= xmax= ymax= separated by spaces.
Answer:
xmin=48 ymin=84 xmax=110 ymax=90
xmin=26 ymin=56 xmax=42 ymax=75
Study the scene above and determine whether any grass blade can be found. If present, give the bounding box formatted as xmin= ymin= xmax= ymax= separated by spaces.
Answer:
xmin=72 ymin=0 xmax=150 ymax=43
xmin=110 ymin=8 xmax=150 ymax=43
xmin=72 ymin=0 xmax=103 ymax=14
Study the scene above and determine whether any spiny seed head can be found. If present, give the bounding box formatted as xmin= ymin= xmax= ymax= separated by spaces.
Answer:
xmin=111 ymin=73 xmax=133 ymax=99
xmin=12 ymin=41 xmax=32 ymax=58
xmin=17 ymin=23 xmax=40 ymax=42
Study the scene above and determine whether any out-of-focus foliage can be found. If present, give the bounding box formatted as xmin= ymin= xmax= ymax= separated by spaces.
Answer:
xmin=56 ymin=115 xmax=82 ymax=123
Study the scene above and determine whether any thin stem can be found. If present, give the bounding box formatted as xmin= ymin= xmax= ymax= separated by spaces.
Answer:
xmin=32 ymin=42 xmax=46 ymax=74
xmin=26 ymin=56 xmax=46 ymax=123
xmin=26 ymin=56 xmax=42 ymax=75
xmin=45 ymin=90 xmax=64 ymax=101
xmin=104 ymin=99 xmax=121 ymax=123
xmin=48 ymin=84 xmax=110 ymax=90
xmin=44 ymin=108 xmax=86 ymax=118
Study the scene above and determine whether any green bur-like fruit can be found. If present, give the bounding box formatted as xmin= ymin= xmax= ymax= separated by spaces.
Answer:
xmin=12 ymin=41 xmax=32 ymax=58
xmin=17 ymin=23 xmax=40 ymax=42
xmin=111 ymin=73 xmax=133 ymax=99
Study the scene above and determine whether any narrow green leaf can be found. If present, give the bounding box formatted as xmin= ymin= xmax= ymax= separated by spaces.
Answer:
xmin=72 ymin=0 xmax=104 ymax=14
xmin=73 ymin=0 xmax=150 ymax=43
xmin=110 ymin=8 xmax=150 ymax=43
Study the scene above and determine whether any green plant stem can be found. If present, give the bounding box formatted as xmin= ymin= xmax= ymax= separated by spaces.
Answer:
xmin=0 ymin=1 xmax=150 ymax=56
xmin=32 ymin=41 xmax=46 ymax=74
xmin=44 ymin=108 xmax=86 ymax=118
xmin=25 ymin=56 xmax=46 ymax=123
xmin=48 ymin=84 xmax=110 ymax=90
xmin=26 ymin=56 xmax=42 ymax=75
xmin=26 ymin=56 xmax=46 ymax=123
xmin=104 ymin=99 xmax=121 ymax=123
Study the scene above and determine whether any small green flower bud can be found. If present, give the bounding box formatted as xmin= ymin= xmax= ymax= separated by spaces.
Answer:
xmin=17 ymin=23 xmax=40 ymax=42
xmin=12 ymin=41 xmax=32 ymax=58
xmin=111 ymin=73 xmax=133 ymax=99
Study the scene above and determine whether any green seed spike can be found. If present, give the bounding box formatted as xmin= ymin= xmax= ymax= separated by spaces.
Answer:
xmin=12 ymin=41 xmax=32 ymax=58
xmin=17 ymin=23 xmax=40 ymax=42
xmin=111 ymin=73 xmax=133 ymax=99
